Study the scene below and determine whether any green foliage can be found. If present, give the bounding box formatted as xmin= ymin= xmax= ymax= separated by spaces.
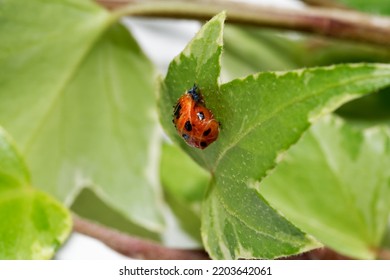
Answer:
xmin=161 ymin=143 xmax=210 ymax=204
xmin=336 ymin=0 xmax=390 ymax=15
xmin=0 ymin=0 xmax=164 ymax=232
xmin=0 ymin=128 xmax=71 ymax=259
xmin=160 ymin=12 xmax=390 ymax=259
xmin=2 ymin=0 xmax=390 ymax=260
xmin=223 ymin=25 xmax=390 ymax=78
xmin=261 ymin=115 xmax=390 ymax=259
xmin=222 ymin=26 xmax=390 ymax=123
xmin=160 ymin=143 xmax=211 ymax=245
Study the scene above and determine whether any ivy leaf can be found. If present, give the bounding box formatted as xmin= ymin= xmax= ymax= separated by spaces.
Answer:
xmin=159 ymin=12 xmax=224 ymax=155
xmin=160 ymin=11 xmax=390 ymax=259
xmin=0 ymin=127 xmax=71 ymax=259
xmin=159 ymin=11 xmax=317 ymax=259
xmin=0 ymin=0 xmax=164 ymax=231
xmin=204 ymin=64 xmax=390 ymax=259
xmin=261 ymin=115 xmax=390 ymax=259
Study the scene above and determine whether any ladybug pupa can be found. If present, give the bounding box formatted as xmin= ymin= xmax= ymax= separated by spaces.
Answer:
xmin=172 ymin=85 xmax=220 ymax=149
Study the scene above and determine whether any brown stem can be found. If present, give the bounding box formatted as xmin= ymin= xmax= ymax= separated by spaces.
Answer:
xmin=73 ymin=215 xmax=209 ymax=260
xmin=73 ymin=214 xmax=390 ymax=260
xmin=96 ymin=0 xmax=390 ymax=47
xmin=72 ymin=214 xmax=210 ymax=260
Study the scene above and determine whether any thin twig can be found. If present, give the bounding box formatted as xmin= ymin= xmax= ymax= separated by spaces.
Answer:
xmin=96 ymin=0 xmax=390 ymax=47
xmin=72 ymin=214 xmax=210 ymax=260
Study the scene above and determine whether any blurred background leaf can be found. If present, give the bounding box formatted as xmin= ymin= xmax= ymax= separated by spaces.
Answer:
xmin=261 ymin=115 xmax=390 ymax=259
xmin=222 ymin=24 xmax=390 ymax=123
xmin=0 ymin=0 xmax=164 ymax=232
xmin=160 ymin=143 xmax=212 ymax=245
xmin=161 ymin=143 xmax=210 ymax=204
xmin=0 ymin=127 xmax=71 ymax=259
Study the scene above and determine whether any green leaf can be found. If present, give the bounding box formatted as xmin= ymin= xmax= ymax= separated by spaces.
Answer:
xmin=0 ymin=0 xmax=164 ymax=231
xmin=163 ymin=191 xmax=203 ymax=246
xmin=0 ymin=128 xmax=30 ymax=190
xmin=71 ymin=188 xmax=161 ymax=242
xmin=159 ymin=12 xmax=224 ymax=152
xmin=336 ymin=0 xmax=390 ymax=16
xmin=160 ymin=11 xmax=390 ymax=259
xmin=222 ymin=25 xmax=300 ymax=80
xmin=222 ymin=25 xmax=390 ymax=78
xmin=381 ymin=223 xmax=390 ymax=252
xmin=161 ymin=143 xmax=210 ymax=203
xmin=205 ymin=64 xmax=390 ymax=259
xmin=72 ymin=186 xmax=203 ymax=247
xmin=0 ymin=127 xmax=71 ymax=259
xmin=160 ymin=12 xmax=316 ymax=259
xmin=223 ymin=26 xmax=390 ymax=123
xmin=261 ymin=115 xmax=390 ymax=259
xmin=336 ymin=87 xmax=390 ymax=122
xmin=160 ymin=143 xmax=210 ymax=245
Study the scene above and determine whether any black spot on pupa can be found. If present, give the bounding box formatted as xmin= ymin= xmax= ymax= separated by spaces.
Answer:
xmin=200 ymin=141 xmax=208 ymax=148
xmin=203 ymin=128 xmax=211 ymax=136
xmin=185 ymin=121 xmax=192 ymax=131
xmin=174 ymin=104 xmax=182 ymax=119
xmin=197 ymin=112 xmax=205 ymax=121
xmin=182 ymin=134 xmax=189 ymax=140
